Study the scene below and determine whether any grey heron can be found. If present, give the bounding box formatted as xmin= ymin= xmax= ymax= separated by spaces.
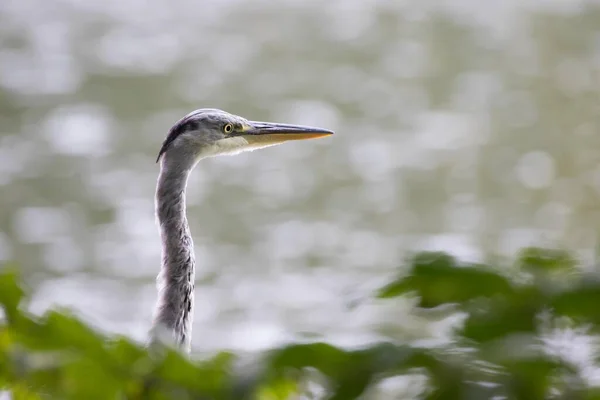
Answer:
xmin=151 ymin=108 xmax=333 ymax=352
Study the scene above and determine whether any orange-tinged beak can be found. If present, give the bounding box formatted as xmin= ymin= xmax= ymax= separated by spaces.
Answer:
xmin=240 ymin=121 xmax=334 ymax=145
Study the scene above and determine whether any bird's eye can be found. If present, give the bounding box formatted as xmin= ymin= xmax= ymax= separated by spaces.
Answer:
xmin=223 ymin=123 xmax=234 ymax=134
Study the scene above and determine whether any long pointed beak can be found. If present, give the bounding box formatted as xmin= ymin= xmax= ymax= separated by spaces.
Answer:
xmin=242 ymin=121 xmax=334 ymax=143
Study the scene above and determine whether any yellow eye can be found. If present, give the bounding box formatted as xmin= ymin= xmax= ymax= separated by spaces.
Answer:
xmin=223 ymin=123 xmax=234 ymax=134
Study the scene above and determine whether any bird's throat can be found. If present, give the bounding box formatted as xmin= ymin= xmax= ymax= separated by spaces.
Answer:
xmin=151 ymin=163 xmax=195 ymax=353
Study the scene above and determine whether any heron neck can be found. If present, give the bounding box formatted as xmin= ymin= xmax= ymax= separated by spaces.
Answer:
xmin=152 ymin=161 xmax=195 ymax=353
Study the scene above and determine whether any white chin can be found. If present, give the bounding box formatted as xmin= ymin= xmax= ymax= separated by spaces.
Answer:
xmin=198 ymin=137 xmax=283 ymax=158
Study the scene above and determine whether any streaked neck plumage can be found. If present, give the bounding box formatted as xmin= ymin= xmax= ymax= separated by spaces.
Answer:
xmin=151 ymin=157 xmax=195 ymax=353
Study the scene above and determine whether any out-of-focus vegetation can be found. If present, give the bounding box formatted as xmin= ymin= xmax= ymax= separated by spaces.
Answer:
xmin=3 ymin=247 xmax=600 ymax=399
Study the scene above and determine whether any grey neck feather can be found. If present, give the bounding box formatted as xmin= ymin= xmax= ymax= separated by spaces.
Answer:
xmin=151 ymin=157 xmax=196 ymax=353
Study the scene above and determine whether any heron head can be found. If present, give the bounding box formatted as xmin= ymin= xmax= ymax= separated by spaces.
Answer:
xmin=156 ymin=108 xmax=333 ymax=165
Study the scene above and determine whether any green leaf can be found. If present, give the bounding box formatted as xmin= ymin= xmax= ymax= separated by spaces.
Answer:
xmin=551 ymin=284 xmax=600 ymax=324
xmin=407 ymin=352 xmax=468 ymax=400
xmin=266 ymin=342 xmax=418 ymax=399
xmin=106 ymin=336 xmax=147 ymax=367
xmin=39 ymin=311 xmax=107 ymax=359
xmin=254 ymin=377 xmax=299 ymax=400
xmin=462 ymin=286 xmax=543 ymax=342
xmin=502 ymin=357 xmax=562 ymax=400
xmin=0 ymin=268 xmax=25 ymax=322
xmin=517 ymin=247 xmax=576 ymax=274
xmin=7 ymin=383 xmax=43 ymax=400
xmin=267 ymin=342 xmax=349 ymax=378
xmin=60 ymin=357 xmax=122 ymax=400
xmin=152 ymin=348 xmax=234 ymax=398
xmin=574 ymin=387 xmax=600 ymax=400
xmin=378 ymin=252 xmax=513 ymax=307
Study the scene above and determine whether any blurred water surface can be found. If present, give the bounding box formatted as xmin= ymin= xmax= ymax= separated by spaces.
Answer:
xmin=1 ymin=0 xmax=599 ymax=354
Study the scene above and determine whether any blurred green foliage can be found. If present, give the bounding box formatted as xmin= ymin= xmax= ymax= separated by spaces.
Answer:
xmin=3 ymin=248 xmax=600 ymax=399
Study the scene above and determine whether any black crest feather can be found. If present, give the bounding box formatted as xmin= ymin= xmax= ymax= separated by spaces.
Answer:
xmin=156 ymin=114 xmax=200 ymax=163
